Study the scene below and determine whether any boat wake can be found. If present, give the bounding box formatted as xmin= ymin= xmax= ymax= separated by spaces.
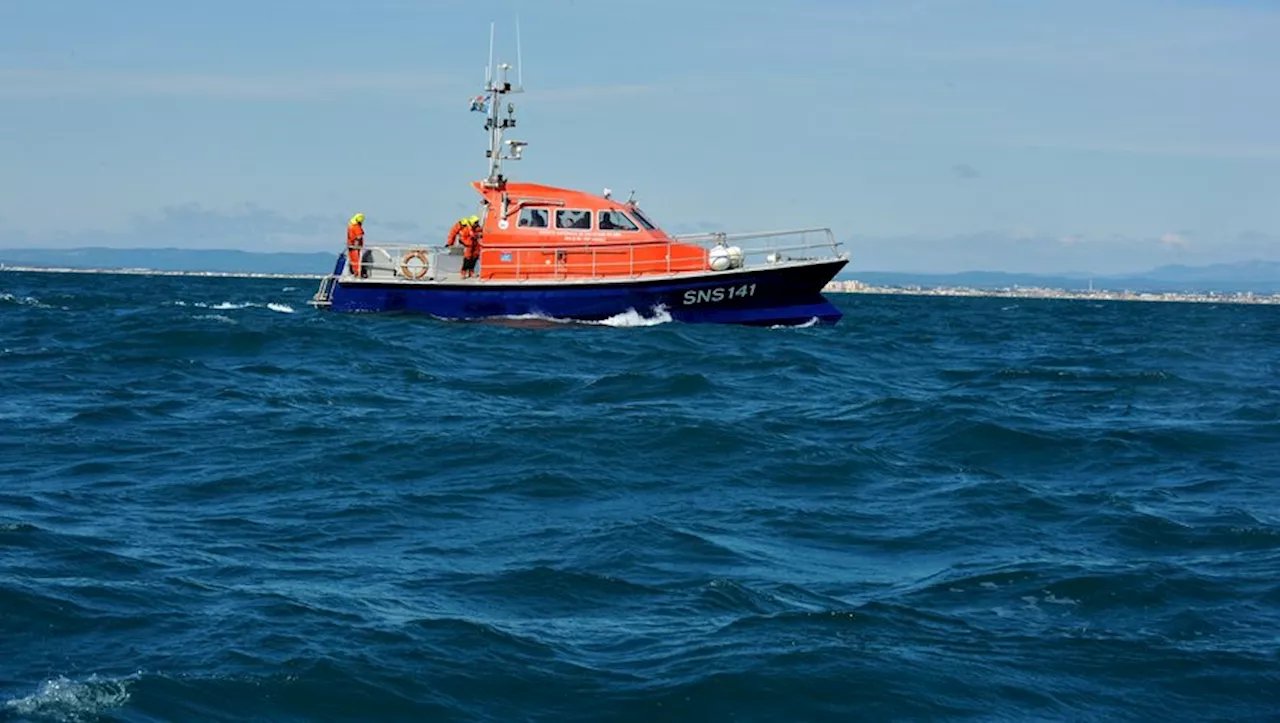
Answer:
xmin=471 ymin=305 xmax=674 ymax=329
xmin=594 ymin=305 xmax=673 ymax=327
xmin=770 ymin=316 xmax=820 ymax=329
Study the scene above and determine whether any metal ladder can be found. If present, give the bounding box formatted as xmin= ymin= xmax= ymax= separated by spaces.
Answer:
xmin=309 ymin=275 xmax=337 ymax=308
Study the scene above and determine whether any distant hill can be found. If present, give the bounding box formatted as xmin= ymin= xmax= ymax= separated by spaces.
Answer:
xmin=1139 ymin=260 xmax=1280 ymax=285
xmin=840 ymin=260 xmax=1280 ymax=294
xmin=0 ymin=247 xmax=336 ymax=275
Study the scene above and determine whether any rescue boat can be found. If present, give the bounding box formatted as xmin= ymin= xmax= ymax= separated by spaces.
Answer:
xmin=310 ymin=38 xmax=849 ymax=326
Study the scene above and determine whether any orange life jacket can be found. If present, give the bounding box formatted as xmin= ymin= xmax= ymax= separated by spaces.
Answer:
xmin=459 ymin=225 xmax=481 ymax=259
xmin=447 ymin=221 xmax=468 ymax=247
xmin=347 ymin=222 xmax=364 ymax=248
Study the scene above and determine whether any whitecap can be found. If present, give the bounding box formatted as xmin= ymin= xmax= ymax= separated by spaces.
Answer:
xmin=0 ymin=292 xmax=56 ymax=309
xmin=3 ymin=674 xmax=135 ymax=722
xmin=267 ymin=303 xmax=295 ymax=314
xmin=1043 ymin=592 xmax=1078 ymax=606
xmin=210 ymin=302 xmax=255 ymax=310
xmin=194 ymin=314 xmax=237 ymax=324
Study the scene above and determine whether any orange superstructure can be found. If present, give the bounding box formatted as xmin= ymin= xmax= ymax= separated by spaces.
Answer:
xmin=469 ymin=182 xmax=708 ymax=281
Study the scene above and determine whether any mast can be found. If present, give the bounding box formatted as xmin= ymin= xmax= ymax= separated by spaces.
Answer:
xmin=480 ymin=21 xmax=526 ymax=189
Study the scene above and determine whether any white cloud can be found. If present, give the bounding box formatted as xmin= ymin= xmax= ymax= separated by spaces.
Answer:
xmin=1159 ymin=232 xmax=1191 ymax=248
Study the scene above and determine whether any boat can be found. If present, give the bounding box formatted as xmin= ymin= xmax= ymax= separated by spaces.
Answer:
xmin=309 ymin=30 xmax=849 ymax=326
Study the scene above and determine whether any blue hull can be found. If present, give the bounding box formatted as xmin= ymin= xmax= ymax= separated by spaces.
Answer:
xmin=323 ymin=257 xmax=849 ymax=325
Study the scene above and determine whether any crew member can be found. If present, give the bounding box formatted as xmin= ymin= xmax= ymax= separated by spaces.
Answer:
xmin=447 ymin=215 xmax=483 ymax=279
xmin=346 ymin=213 xmax=365 ymax=277
xmin=446 ymin=215 xmax=473 ymax=248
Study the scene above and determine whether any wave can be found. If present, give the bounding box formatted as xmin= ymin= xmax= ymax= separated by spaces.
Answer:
xmin=0 ymin=292 xmax=62 ymax=310
xmin=3 ymin=674 xmax=136 ymax=722
xmin=193 ymin=313 xmax=237 ymax=324
xmin=4 ymin=272 xmax=1280 ymax=721
xmin=166 ymin=300 xmax=292 ymax=313
xmin=577 ymin=370 xmax=715 ymax=401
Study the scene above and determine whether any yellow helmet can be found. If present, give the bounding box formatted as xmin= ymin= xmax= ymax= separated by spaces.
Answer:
xmin=351 ymin=213 xmax=364 ymax=224
xmin=469 ymin=215 xmax=480 ymax=225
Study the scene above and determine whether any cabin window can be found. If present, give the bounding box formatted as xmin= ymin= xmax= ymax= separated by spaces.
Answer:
xmin=517 ymin=207 xmax=548 ymax=228
xmin=597 ymin=210 xmax=639 ymax=231
xmin=555 ymin=209 xmax=592 ymax=230
xmin=630 ymin=207 xmax=657 ymax=230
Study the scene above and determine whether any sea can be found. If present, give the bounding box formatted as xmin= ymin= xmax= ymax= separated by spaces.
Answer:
xmin=2 ymin=270 xmax=1278 ymax=722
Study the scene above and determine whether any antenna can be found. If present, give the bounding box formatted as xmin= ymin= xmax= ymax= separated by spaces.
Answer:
xmin=477 ymin=18 xmax=528 ymax=187
xmin=486 ymin=22 xmax=495 ymax=85
xmin=516 ymin=15 xmax=524 ymax=89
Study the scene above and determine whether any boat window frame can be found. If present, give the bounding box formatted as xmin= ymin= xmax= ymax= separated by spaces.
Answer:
xmin=555 ymin=209 xmax=593 ymax=231
xmin=516 ymin=206 xmax=550 ymax=229
xmin=596 ymin=209 xmax=641 ymax=232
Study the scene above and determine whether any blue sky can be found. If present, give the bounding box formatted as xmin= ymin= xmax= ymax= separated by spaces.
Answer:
xmin=1 ymin=0 xmax=1277 ymax=273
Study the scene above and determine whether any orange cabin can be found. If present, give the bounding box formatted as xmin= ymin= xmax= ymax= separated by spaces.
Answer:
xmin=469 ymin=181 xmax=709 ymax=281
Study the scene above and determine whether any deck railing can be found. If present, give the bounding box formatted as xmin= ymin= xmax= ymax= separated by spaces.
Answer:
xmin=673 ymin=227 xmax=843 ymax=265
xmin=340 ymin=227 xmax=844 ymax=283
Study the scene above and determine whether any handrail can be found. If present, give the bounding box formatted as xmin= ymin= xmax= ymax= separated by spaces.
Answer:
xmin=673 ymin=226 xmax=836 ymax=242
xmin=675 ymin=227 xmax=842 ymax=255
xmin=360 ymin=227 xmax=840 ymax=253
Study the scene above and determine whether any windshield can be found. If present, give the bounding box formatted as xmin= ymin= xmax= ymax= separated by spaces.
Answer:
xmin=597 ymin=210 xmax=639 ymax=231
xmin=629 ymin=207 xmax=657 ymax=230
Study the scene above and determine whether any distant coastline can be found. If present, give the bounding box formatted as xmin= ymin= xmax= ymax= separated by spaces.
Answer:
xmin=823 ymin=279 xmax=1280 ymax=305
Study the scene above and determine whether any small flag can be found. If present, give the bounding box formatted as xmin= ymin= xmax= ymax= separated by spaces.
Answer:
xmin=469 ymin=95 xmax=488 ymax=113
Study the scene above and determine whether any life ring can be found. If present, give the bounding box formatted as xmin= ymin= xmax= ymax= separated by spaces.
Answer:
xmin=400 ymin=250 xmax=430 ymax=279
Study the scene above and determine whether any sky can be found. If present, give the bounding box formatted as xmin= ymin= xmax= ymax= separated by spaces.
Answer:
xmin=1 ymin=0 xmax=1277 ymax=273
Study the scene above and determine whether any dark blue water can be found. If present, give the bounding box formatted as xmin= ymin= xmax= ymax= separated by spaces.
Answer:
xmin=2 ymin=271 xmax=1278 ymax=722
